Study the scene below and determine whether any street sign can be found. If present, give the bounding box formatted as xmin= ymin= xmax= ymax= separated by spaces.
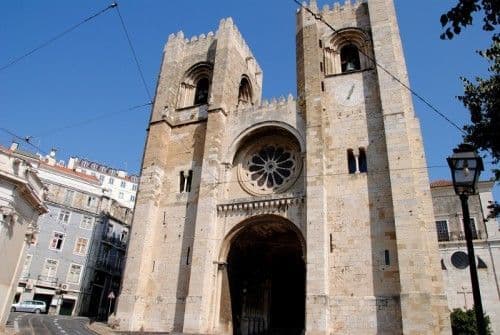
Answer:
xmin=108 ymin=291 xmax=116 ymax=299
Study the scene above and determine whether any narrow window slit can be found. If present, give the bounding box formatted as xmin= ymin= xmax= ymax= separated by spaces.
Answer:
xmin=384 ymin=250 xmax=390 ymax=266
xmin=180 ymin=171 xmax=185 ymax=192
xmin=186 ymin=247 xmax=191 ymax=265
xmin=358 ymin=148 xmax=367 ymax=173
xmin=186 ymin=170 xmax=193 ymax=192
xmin=347 ymin=149 xmax=356 ymax=174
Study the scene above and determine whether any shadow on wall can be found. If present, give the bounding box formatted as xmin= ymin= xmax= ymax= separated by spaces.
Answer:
xmin=173 ymin=122 xmax=208 ymax=332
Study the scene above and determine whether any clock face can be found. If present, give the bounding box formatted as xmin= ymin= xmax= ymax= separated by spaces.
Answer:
xmin=334 ymin=79 xmax=363 ymax=107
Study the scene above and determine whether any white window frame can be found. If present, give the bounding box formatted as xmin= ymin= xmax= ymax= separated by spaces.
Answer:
xmin=64 ymin=190 xmax=75 ymax=205
xmin=21 ymin=254 xmax=33 ymax=277
xmin=120 ymin=180 xmax=126 ymax=188
xmin=66 ymin=263 xmax=82 ymax=284
xmin=132 ymin=184 xmax=138 ymax=191
xmin=461 ymin=217 xmax=478 ymax=239
xmin=49 ymin=231 xmax=65 ymax=251
xmin=80 ymin=215 xmax=94 ymax=230
xmin=109 ymin=177 xmax=114 ymax=185
xmin=73 ymin=237 xmax=89 ymax=256
xmin=118 ymin=192 xmax=124 ymax=199
xmin=42 ymin=258 xmax=59 ymax=278
xmin=58 ymin=209 xmax=71 ymax=224
xmin=435 ymin=219 xmax=450 ymax=242
xmin=86 ymin=196 xmax=96 ymax=208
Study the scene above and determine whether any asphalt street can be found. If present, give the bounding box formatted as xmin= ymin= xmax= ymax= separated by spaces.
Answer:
xmin=6 ymin=312 xmax=96 ymax=335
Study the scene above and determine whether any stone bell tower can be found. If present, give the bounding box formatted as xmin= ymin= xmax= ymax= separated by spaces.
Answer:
xmin=114 ymin=17 xmax=264 ymax=332
xmin=114 ymin=1 xmax=451 ymax=334
xmin=296 ymin=0 xmax=450 ymax=333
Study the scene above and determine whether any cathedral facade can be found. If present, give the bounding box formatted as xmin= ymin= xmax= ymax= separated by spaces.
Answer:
xmin=114 ymin=0 xmax=451 ymax=334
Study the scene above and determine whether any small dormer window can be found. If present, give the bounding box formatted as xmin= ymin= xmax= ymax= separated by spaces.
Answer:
xmin=340 ymin=44 xmax=361 ymax=73
xmin=194 ymin=77 xmax=209 ymax=105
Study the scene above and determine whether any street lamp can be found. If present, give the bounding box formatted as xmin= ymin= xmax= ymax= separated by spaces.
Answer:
xmin=447 ymin=144 xmax=486 ymax=335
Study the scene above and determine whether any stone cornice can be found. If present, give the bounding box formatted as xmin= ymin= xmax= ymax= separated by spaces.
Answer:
xmin=217 ymin=193 xmax=304 ymax=215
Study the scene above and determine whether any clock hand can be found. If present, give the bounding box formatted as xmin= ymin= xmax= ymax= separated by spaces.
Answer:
xmin=346 ymin=84 xmax=355 ymax=100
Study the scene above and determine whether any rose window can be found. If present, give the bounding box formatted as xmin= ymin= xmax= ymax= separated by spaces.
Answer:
xmin=238 ymin=140 xmax=301 ymax=195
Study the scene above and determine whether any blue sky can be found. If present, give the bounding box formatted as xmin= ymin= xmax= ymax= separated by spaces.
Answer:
xmin=0 ymin=0 xmax=497 ymax=200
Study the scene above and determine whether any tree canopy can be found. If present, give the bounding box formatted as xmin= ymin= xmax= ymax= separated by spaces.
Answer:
xmin=440 ymin=0 xmax=499 ymax=217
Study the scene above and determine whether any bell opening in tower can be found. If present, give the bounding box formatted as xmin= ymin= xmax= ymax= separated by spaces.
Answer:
xmin=227 ymin=220 xmax=305 ymax=335
xmin=194 ymin=77 xmax=210 ymax=105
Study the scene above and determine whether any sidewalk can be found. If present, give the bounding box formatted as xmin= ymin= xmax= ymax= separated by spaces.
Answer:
xmin=86 ymin=321 xmax=116 ymax=335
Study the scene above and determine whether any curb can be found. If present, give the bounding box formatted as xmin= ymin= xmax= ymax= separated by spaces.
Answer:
xmin=85 ymin=321 xmax=115 ymax=335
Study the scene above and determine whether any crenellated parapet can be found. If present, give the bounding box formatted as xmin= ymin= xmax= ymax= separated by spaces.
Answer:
xmin=297 ymin=0 xmax=370 ymax=34
xmin=164 ymin=18 xmax=262 ymax=77
xmin=318 ymin=0 xmax=367 ymax=14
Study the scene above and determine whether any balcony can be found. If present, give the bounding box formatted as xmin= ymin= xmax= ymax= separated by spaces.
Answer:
xmin=102 ymin=234 xmax=127 ymax=250
xmin=37 ymin=275 xmax=58 ymax=288
xmin=95 ymin=260 xmax=123 ymax=277
xmin=438 ymin=231 xmax=484 ymax=244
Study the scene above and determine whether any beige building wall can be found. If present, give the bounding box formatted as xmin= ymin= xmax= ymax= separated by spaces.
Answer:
xmin=114 ymin=1 xmax=451 ymax=334
xmin=0 ymin=147 xmax=47 ymax=329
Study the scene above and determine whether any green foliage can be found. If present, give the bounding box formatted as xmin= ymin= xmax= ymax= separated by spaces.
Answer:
xmin=460 ymin=37 xmax=500 ymax=169
xmin=459 ymin=37 xmax=499 ymax=217
xmin=440 ymin=0 xmax=499 ymax=40
xmin=441 ymin=1 xmax=499 ymax=217
xmin=450 ymin=308 xmax=492 ymax=334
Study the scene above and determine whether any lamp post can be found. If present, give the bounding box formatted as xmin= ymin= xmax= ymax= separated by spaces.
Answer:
xmin=447 ymin=144 xmax=486 ymax=335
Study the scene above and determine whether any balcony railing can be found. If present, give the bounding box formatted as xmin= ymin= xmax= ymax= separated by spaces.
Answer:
xmin=102 ymin=234 xmax=127 ymax=249
xmin=95 ymin=260 xmax=124 ymax=276
xmin=37 ymin=275 xmax=58 ymax=287
xmin=439 ymin=231 xmax=484 ymax=243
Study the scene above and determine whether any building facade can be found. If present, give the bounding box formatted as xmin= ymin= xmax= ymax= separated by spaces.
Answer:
xmin=9 ymin=148 xmax=136 ymax=318
xmin=114 ymin=1 xmax=451 ymax=334
xmin=68 ymin=157 xmax=139 ymax=209
xmin=431 ymin=180 xmax=500 ymax=331
xmin=16 ymin=157 xmax=103 ymax=316
xmin=80 ymin=197 xmax=132 ymax=320
xmin=0 ymin=146 xmax=47 ymax=328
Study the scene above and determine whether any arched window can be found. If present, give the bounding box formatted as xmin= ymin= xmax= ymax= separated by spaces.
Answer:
xmin=323 ymin=28 xmax=373 ymax=75
xmin=194 ymin=78 xmax=209 ymax=105
xmin=238 ymin=77 xmax=253 ymax=106
xmin=177 ymin=62 xmax=213 ymax=109
xmin=341 ymin=44 xmax=361 ymax=73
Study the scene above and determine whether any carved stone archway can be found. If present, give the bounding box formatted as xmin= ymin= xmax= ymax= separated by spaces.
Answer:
xmin=216 ymin=215 xmax=305 ymax=335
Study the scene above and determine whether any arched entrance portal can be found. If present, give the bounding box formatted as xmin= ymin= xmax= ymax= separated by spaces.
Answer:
xmin=227 ymin=219 xmax=305 ymax=335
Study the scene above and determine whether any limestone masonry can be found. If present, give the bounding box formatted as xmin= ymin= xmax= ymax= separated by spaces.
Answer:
xmin=114 ymin=0 xmax=453 ymax=333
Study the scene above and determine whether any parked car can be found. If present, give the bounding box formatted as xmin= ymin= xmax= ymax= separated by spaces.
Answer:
xmin=11 ymin=300 xmax=47 ymax=314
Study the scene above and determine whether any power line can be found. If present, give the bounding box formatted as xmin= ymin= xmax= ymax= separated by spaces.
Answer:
xmin=114 ymin=3 xmax=153 ymax=102
xmin=292 ymin=0 xmax=466 ymax=135
xmin=33 ymin=102 xmax=152 ymax=138
xmin=0 ymin=3 xmax=117 ymax=74
xmin=0 ymin=127 xmax=48 ymax=154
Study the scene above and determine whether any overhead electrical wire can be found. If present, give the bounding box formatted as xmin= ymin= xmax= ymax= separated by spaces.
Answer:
xmin=0 ymin=127 xmax=48 ymax=155
xmin=33 ymin=102 xmax=152 ymax=138
xmin=114 ymin=4 xmax=153 ymax=102
xmin=0 ymin=3 xmax=117 ymax=73
xmin=292 ymin=0 xmax=467 ymax=135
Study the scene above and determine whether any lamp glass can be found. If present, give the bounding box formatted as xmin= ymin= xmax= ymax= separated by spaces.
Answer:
xmin=447 ymin=150 xmax=483 ymax=195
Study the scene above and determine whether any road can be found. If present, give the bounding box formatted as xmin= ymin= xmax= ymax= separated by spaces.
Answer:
xmin=6 ymin=312 xmax=96 ymax=335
